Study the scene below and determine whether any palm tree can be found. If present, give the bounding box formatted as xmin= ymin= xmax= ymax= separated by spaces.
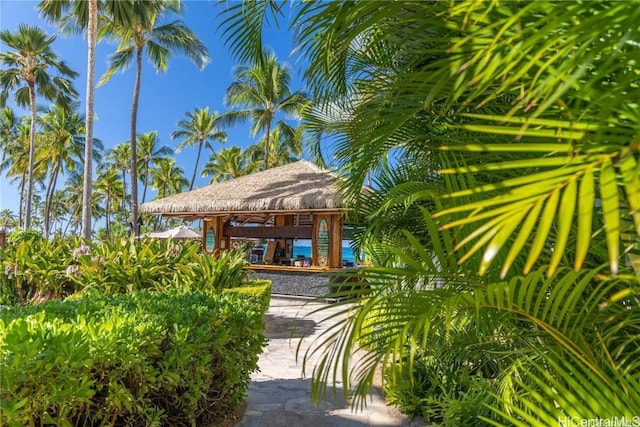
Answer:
xmin=0 ymin=24 xmax=78 ymax=230
xmin=105 ymin=143 xmax=131 ymax=213
xmin=48 ymin=189 xmax=69 ymax=235
xmin=219 ymin=1 xmax=640 ymax=420
xmin=1 ymin=120 xmax=34 ymax=228
xmin=200 ymin=145 xmax=256 ymax=183
xmin=95 ymin=165 xmax=124 ymax=241
xmin=149 ymin=157 xmax=187 ymax=199
xmin=137 ymin=130 xmax=173 ymax=203
xmin=149 ymin=157 xmax=187 ymax=230
xmin=0 ymin=107 xmax=20 ymax=166
xmin=38 ymin=0 xmax=99 ymax=241
xmin=98 ymin=1 xmax=209 ymax=234
xmin=62 ymin=171 xmax=98 ymax=235
xmin=245 ymin=123 xmax=302 ymax=169
xmin=222 ymin=49 xmax=308 ymax=171
xmin=37 ymin=102 xmax=84 ymax=237
xmin=171 ymin=107 xmax=227 ymax=190
xmin=0 ymin=209 xmax=18 ymax=231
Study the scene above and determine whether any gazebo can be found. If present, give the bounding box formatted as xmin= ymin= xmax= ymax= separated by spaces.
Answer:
xmin=140 ymin=160 xmax=359 ymax=271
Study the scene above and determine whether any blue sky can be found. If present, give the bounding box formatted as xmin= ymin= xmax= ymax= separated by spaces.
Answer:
xmin=0 ymin=0 xmax=305 ymax=214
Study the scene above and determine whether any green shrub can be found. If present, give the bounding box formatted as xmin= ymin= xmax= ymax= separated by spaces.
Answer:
xmin=0 ymin=290 xmax=266 ymax=426
xmin=223 ymin=280 xmax=272 ymax=315
xmin=380 ymin=313 xmax=502 ymax=425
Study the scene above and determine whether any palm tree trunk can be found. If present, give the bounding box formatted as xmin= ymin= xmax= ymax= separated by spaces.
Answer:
xmin=81 ymin=0 xmax=98 ymax=241
xmin=142 ymin=163 xmax=149 ymax=203
xmin=121 ymin=170 xmax=127 ymax=211
xmin=25 ymin=83 xmax=37 ymax=230
xmin=264 ymin=120 xmax=272 ymax=170
xmin=18 ymin=171 xmax=25 ymax=228
xmin=190 ymin=140 xmax=203 ymax=190
xmin=105 ymin=194 xmax=111 ymax=241
xmin=44 ymin=163 xmax=60 ymax=238
xmin=130 ymin=46 xmax=143 ymax=236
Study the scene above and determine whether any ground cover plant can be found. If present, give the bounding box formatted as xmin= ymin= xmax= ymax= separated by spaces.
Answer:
xmin=220 ymin=1 xmax=640 ymax=424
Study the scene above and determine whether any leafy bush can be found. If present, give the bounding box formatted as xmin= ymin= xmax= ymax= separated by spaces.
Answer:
xmin=0 ymin=232 xmax=78 ymax=305
xmin=0 ymin=236 xmax=252 ymax=304
xmin=0 ymin=289 xmax=266 ymax=426
xmin=223 ymin=280 xmax=272 ymax=315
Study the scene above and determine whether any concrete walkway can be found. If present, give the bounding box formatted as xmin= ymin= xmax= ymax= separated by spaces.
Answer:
xmin=235 ymin=296 xmax=424 ymax=427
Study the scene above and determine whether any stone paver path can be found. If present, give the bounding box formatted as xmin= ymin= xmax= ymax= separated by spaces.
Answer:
xmin=235 ymin=296 xmax=424 ymax=427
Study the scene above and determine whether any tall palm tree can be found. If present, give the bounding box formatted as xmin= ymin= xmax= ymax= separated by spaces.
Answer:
xmin=148 ymin=157 xmax=187 ymax=199
xmin=0 ymin=209 xmax=18 ymax=231
xmin=37 ymin=102 xmax=84 ymax=237
xmin=1 ymin=120 xmax=34 ymax=228
xmin=38 ymin=0 xmax=98 ymax=241
xmin=222 ymin=49 xmax=308 ymax=171
xmin=95 ymin=165 xmax=124 ymax=241
xmin=98 ymin=1 xmax=209 ymax=234
xmin=137 ymin=130 xmax=173 ymax=203
xmin=105 ymin=143 xmax=131 ymax=213
xmin=0 ymin=24 xmax=78 ymax=230
xmin=171 ymin=107 xmax=227 ymax=190
xmin=149 ymin=157 xmax=187 ymax=230
xmin=245 ymin=123 xmax=302 ymax=169
xmin=47 ymin=189 xmax=69 ymax=235
xmin=200 ymin=145 xmax=256 ymax=183
xmin=219 ymin=1 xmax=640 ymax=420
xmin=0 ymin=107 xmax=20 ymax=166
xmin=62 ymin=170 xmax=103 ymax=236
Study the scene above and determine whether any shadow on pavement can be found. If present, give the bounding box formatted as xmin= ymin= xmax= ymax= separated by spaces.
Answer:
xmin=263 ymin=314 xmax=317 ymax=339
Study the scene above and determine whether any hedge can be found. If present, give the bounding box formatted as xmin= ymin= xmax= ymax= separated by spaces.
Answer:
xmin=0 ymin=289 xmax=267 ymax=426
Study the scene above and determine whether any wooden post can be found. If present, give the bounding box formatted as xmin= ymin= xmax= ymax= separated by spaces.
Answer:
xmin=275 ymin=214 xmax=294 ymax=261
xmin=203 ymin=217 xmax=229 ymax=254
xmin=312 ymin=213 xmax=342 ymax=268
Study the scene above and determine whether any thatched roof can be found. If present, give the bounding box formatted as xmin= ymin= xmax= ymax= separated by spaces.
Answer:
xmin=140 ymin=160 xmax=348 ymax=216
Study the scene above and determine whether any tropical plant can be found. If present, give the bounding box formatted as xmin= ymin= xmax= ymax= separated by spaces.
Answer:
xmin=62 ymin=170 xmax=104 ymax=236
xmin=0 ymin=209 xmax=18 ymax=231
xmin=172 ymin=106 xmax=227 ymax=190
xmin=95 ymin=165 xmax=124 ymax=240
xmin=0 ymin=107 xmax=20 ymax=166
xmin=137 ymin=130 xmax=173 ymax=203
xmin=219 ymin=0 xmax=640 ymax=422
xmin=201 ymin=145 xmax=256 ymax=183
xmin=37 ymin=102 xmax=86 ymax=237
xmin=105 ymin=142 xmax=131 ymax=212
xmin=0 ymin=24 xmax=78 ymax=230
xmin=0 ymin=109 xmax=29 ymax=227
xmin=221 ymin=49 xmax=308 ymax=170
xmin=244 ymin=123 xmax=302 ymax=169
xmin=98 ymin=0 xmax=209 ymax=234
xmin=148 ymin=157 xmax=187 ymax=200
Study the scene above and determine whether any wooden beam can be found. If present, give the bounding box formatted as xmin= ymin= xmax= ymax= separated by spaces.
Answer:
xmin=224 ymin=225 xmax=313 ymax=239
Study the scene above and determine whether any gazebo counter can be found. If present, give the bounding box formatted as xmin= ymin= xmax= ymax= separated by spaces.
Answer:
xmin=246 ymin=264 xmax=344 ymax=273
xmin=246 ymin=265 xmax=360 ymax=298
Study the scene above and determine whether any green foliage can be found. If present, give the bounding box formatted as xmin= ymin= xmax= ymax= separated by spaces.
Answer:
xmin=0 ymin=290 xmax=266 ymax=426
xmin=0 ymin=236 xmax=252 ymax=304
xmin=222 ymin=279 xmax=272 ymax=315
xmin=218 ymin=1 xmax=640 ymax=423
xmin=0 ymin=232 xmax=79 ymax=305
xmin=175 ymin=247 xmax=251 ymax=294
